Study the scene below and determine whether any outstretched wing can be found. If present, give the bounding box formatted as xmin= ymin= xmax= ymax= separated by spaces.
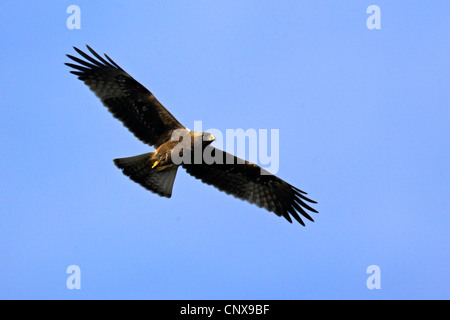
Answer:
xmin=182 ymin=146 xmax=318 ymax=225
xmin=65 ymin=45 xmax=185 ymax=148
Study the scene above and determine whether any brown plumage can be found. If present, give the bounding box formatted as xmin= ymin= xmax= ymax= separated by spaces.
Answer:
xmin=66 ymin=45 xmax=318 ymax=225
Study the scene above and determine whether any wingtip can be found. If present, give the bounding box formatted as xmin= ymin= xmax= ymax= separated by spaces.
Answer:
xmin=86 ymin=44 xmax=95 ymax=52
xmin=73 ymin=46 xmax=83 ymax=55
xmin=283 ymin=214 xmax=293 ymax=224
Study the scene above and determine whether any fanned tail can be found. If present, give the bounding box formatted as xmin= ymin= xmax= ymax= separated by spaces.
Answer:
xmin=113 ymin=153 xmax=178 ymax=198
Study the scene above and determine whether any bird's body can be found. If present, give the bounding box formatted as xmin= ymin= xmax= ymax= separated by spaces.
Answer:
xmin=149 ymin=131 xmax=207 ymax=170
xmin=66 ymin=46 xmax=318 ymax=225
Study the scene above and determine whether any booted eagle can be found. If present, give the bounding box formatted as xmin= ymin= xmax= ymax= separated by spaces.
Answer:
xmin=66 ymin=46 xmax=318 ymax=225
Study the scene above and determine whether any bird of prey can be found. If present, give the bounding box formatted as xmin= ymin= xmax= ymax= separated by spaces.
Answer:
xmin=65 ymin=46 xmax=318 ymax=225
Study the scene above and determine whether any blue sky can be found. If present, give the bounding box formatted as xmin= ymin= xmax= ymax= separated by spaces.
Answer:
xmin=0 ymin=1 xmax=449 ymax=299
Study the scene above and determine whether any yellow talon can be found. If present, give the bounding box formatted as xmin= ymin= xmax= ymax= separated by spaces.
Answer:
xmin=151 ymin=161 xmax=159 ymax=169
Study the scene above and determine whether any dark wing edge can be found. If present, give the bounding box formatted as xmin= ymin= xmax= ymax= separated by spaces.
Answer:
xmin=65 ymin=45 xmax=185 ymax=148
xmin=182 ymin=146 xmax=318 ymax=226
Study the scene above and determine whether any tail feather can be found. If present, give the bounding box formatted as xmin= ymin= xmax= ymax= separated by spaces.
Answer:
xmin=113 ymin=152 xmax=178 ymax=198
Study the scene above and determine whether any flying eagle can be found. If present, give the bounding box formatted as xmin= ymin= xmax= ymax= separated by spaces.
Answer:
xmin=65 ymin=46 xmax=318 ymax=225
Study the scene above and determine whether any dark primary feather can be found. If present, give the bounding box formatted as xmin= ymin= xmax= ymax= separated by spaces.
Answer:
xmin=65 ymin=45 xmax=185 ymax=148
xmin=183 ymin=146 xmax=318 ymax=225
